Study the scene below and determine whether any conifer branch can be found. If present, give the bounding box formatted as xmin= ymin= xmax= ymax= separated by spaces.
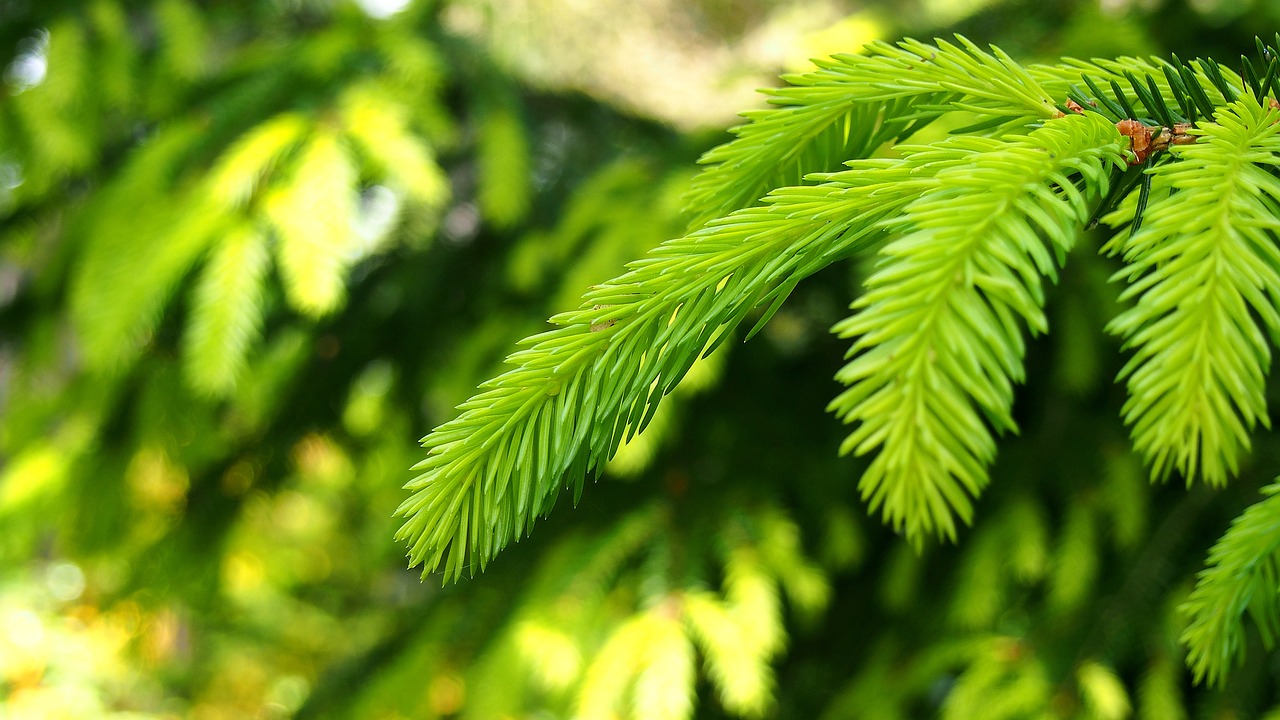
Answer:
xmin=685 ymin=36 xmax=1063 ymax=227
xmin=183 ymin=223 xmax=271 ymax=395
xmin=1181 ymin=481 xmax=1280 ymax=686
xmin=71 ymin=121 xmax=225 ymax=372
xmin=400 ymin=37 xmax=1280 ymax=619
xmin=1033 ymin=56 xmax=1237 ymax=125
xmin=828 ymin=113 xmax=1127 ymax=542
xmin=1104 ymin=95 xmax=1280 ymax=484
xmin=396 ymin=161 xmax=950 ymax=580
xmin=265 ymin=131 xmax=359 ymax=317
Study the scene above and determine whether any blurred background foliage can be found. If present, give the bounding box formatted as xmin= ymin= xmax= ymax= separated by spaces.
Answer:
xmin=2 ymin=0 xmax=1280 ymax=718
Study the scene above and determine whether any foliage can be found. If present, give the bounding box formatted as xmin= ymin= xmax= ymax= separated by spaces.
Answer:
xmin=5 ymin=1 xmax=1280 ymax=719
xmin=399 ymin=30 xmax=1280 ymax=715
xmin=1182 ymin=481 xmax=1280 ymax=687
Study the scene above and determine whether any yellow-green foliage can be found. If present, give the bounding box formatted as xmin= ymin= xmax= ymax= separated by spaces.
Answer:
xmin=399 ymin=33 xmax=1280 ymax=701
xmin=12 ymin=10 xmax=1280 ymax=718
xmin=1106 ymin=95 xmax=1280 ymax=484
xmin=1182 ymin=481 xmax=1280 ymax=686
xmin=36 ymin=6 xmax=455 ymax=393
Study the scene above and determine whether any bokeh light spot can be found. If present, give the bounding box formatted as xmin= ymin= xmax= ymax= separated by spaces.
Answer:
xmin=46 ymin=562 xmax=85 ymax=602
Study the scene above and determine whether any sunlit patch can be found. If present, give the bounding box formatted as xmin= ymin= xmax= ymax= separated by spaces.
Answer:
xmin=224 ymin=550 xmax=267 ymax=594
xmin=442 ymin=202 xmax=481 ymax=245
xmin=266 ymin=675 xmax=311 ymax=715
xmin=355 ymin=0 xmax=412 ymax=20
xmin=428 ymin=672 xmax=466 ymax=714
xmin=125 ymin=447 xmax=190 ymax=516
xmin=4 ymin=608 xmax=45 ymax=649
xmin=353 ymin=184 xmax=402 ymax=254
xmin=3 ymin=31 xmax=49 ymax=92
xmin=45 ymin=563 xmax=85 ymax=603
xmin=291 ymin=434 xmax=354 ymax=487
xmin=220 ymin=460 xmax=258 ymax=496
